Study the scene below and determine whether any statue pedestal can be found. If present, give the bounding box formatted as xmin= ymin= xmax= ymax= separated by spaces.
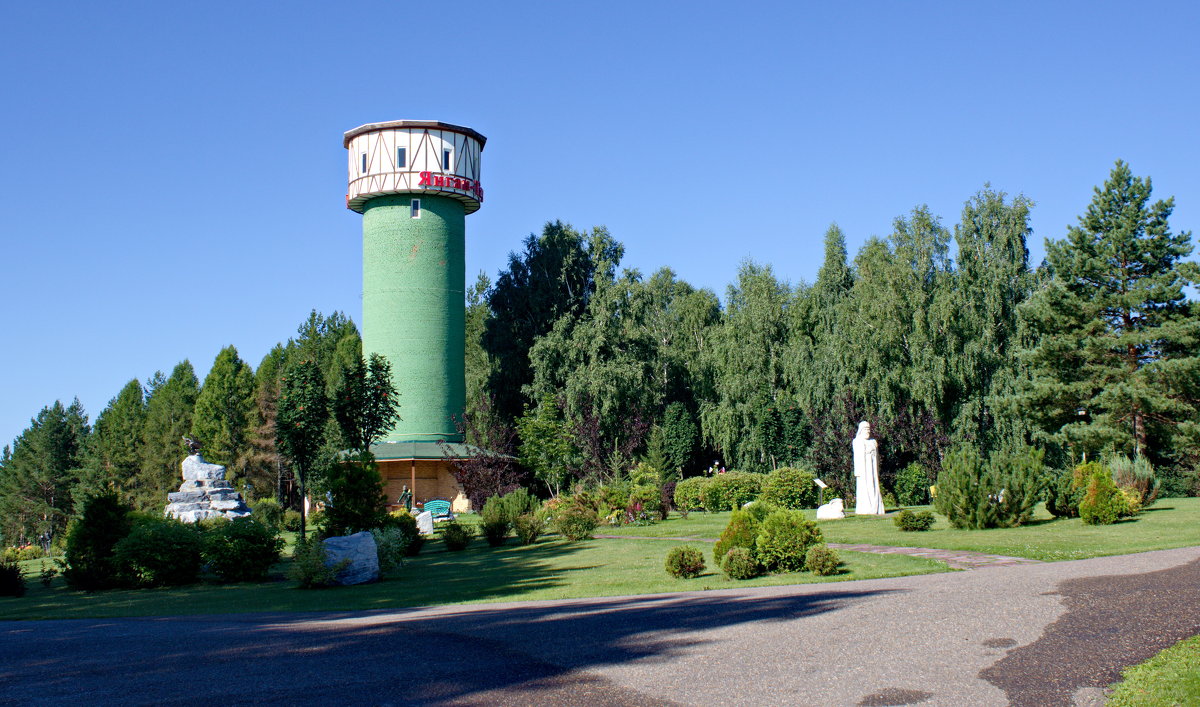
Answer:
xmin=164 ymin=454 xmax=252 ymax=523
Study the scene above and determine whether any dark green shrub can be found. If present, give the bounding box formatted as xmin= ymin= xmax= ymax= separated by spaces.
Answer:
xmin=114 ymin=516 xmax=203 ymax=587
xmin=1080 ymin=466 xmax=1127 ymax=525
xmin=441 ymin=521 xmax=474 ymax=551
xmin=673 ymin=477 xmax=711 ymax=513
xmin=597 ymin=482 xmax=631 ymax=516
xmin=371 ymin=527 xmax=409 ymax=573
xmin=659 ymin=482 xmax=675 ymax=520
xmin=514 ymin=513 xmax=543 ymax=545
xmin=760 ymin=467 xmax=818 ymax=509
xmin=480 ymin=496 xmax=511 ymax=547
xmin=804 ymin=544 xmax=841 ymax=576
xmin=388 ymin=511 xmax=425 ymax=556
xmin=895 ymin=462 xmax=930 ymax=506
xmin=934 ymin=446 xmax=1044 ymax=529
xmin=250 ymin=497 xmax=284 ymax=532
xmin=551 ymin=502 xmax=599 ymax=541
xmin=755 ymin=510 xmax=823 ymax=573
xmin=701 ymin=472 xmax=763 ymax=512
xmin=307 ymin=509 xmax=326 ymax=535
xmin=63 ymin=492 xmax=134 ymax=591
xmin=1108 ymin=455 xmax=1159 ymax=508
xmin=289 ymin=537 xmax=345 ymax=589
xmin=721 ymin=547 xmax=760 ymax=580
xmin=39 ymin=561 xmax=57 ymax=587
xmin=501 ymin=488 xmax=541 ymax=520
xmin=894 ymin=509 xmax=935 ymax=532
xmin=1045 ymin=469 xmax=1082 ymax=518
xmin=665 ymin=546 xmax=706 ymax=578
xmin=713 ymin=509 xmax=760 ymax=564
xmin=283 ymin=509 xmax=302 ymax=532
xmin=0 ymin=558 xmax=25 ymax=597
xmin=323 ymin=458 xmax=389 ymax=536
xmin=202 ymin=518 xmax=283 ymax=582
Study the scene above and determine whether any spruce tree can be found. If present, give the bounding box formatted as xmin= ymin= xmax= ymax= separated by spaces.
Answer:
xmin=191 ymin=346 xmax=255 ymax=475
xmin=1018 ymin=161 xmax=1199 ymax=461
xmin=135 ymin=362 xmax=199 ymax=511
xmin=81 ymin=378 xmax=146 ymax=499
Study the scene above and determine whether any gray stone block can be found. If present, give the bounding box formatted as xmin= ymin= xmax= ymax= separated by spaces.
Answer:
xmin=323 ymin=532 xmax=380 ymax=586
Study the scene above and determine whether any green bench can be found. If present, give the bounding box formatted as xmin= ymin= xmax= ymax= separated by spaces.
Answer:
xmin=423 ymin=499 xmax=454 ymax=522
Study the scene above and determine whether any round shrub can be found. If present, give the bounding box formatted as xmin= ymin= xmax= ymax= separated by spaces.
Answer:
xmin=513 ymin=513 xmax=543 ymax=545
xmin=551 ymin=502 xmax=599 ymax=541
xmin=713 ymin=509 xmax=760 ymax=564
xmin=388 ymin=511 xmax=425 ymax=556
xmin=283 ymin=509 xmax=302 ymax=532
xmin=0 ymin=558 xmax=26 ymax=598
xmin=761 ymin=467 xmax=818 ymax=510
xmin=250 ymin=497 xmax=284 ymax=532
xmin=114 ymin=516 xmax=203 ymax=587
xmin=63 ymin=492 xmax=134 ymax=591
xmin=673 ymin=476 xmax=711 ymax=514
xmin=755 ymin=510 xmax=823 ymax=573
xmin=721 ymin=547 xmax=760 ymax=580
xmin=371 ymin=526 xmax=409 ymax=573
xmin=440 ymin=521 xmax=475 ymax=551
xmin=894 ymin=509 xmax=935 ymax=532
xmin=701 ymin=472 xmax=763 ymax=512
xmin=1079 ymin=466 xmax=1127 ymax=525
xmin=895 ymin=462 xmax=930 ymax=506
xmin=665 ymin=546 xmax=706 ymax=578
xmin=742 ymin=499 xmax=776 ymax=523
xmin=804 ymin=544 xmax=841 ymax=576
xmin=202 ymin=518 xmax=283 ymax=583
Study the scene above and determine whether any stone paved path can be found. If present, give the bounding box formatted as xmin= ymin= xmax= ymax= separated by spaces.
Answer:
xmin=593 ymin=534 xmax=1043 ymax=570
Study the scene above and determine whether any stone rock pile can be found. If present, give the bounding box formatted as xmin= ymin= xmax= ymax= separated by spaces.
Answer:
xmin=165 ymin=454 xmax=252 ymax=523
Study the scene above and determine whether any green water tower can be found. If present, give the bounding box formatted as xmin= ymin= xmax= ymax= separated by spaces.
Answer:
xmin=344 ymin=120 xmax=486 ymax=444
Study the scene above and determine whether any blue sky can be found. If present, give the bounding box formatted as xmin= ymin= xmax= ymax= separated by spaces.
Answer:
xmin=1 ymin=1 xmax=1197 ymax=448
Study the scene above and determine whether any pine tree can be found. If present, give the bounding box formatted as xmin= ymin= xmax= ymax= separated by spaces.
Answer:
xmin=135 ymin=362 xmax=199 ymax=511
xmin=1018 ymin=161 xmax=1199 ymax=462
xmin=80 ymin=378 xmax=145 ymax=499
xmin=191 ymin=346 xmax=255 ymax=476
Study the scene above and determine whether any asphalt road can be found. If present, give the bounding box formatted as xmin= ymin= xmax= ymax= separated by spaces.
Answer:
xmin=2 ymin=546 xmax=1198 ymax=706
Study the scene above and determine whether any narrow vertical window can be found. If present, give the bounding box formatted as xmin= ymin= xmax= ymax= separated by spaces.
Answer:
xmin=397 ymin=147 xmax=407 ymax=169
xmin=361 ymin=153 xmax=367 ymax=172
xmin=443 ymin=148 xmax=451 ymax=171
xmin=411 ymin=199 xmax=421 ymax=219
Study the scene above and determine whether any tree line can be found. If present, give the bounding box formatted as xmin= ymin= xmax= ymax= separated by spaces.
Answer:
xmin=2 ymin=160 xmax=1196 ymax=549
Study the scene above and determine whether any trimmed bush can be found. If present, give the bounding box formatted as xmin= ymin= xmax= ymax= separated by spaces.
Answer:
xmin=894 ymin=509 xmax=935 ymax=532
xmin=664 ymin=546 xmax=706 ymax=578
xmin=371 ymin=527 xmax=409 ymax=573
xmin=114 ymin=516 xmax=203 ymax=587
xmin=63 ymin=492 xmax=134 ymax=591
xmin=441 ymin=521 xmax=475 ymax=551
xmin=755 ymin=510 xmax=823 ymax=573
xmin=804 ymin=544 xmax=841 ymax=576
xmin=0 ymin=558 xmax=25 ymax=597
xmin=673 ymin=476 xmax=711 ymax=514
xmin=202 ymin=518 xmax=283 ymax=582
xmin=713 ymin=509 xmax=760 ymax=564
xmin=388 ymin=511 xmax=425 ymax=556
xmin=250 ymin=497 xmax=284 ymax=532
xmin=934 ymin=446 xmax=1044 ymax=529
xmin=701 ymin=472 xmax=763 ymax=512
xmin=721 ymin=547 xmax=760 ymax=580
xmin=514 ymin=513 xmax=543 ymax=545
xmin=1080 ymin=466 xmax=1127 ymax=525
xmin=761 ymin=467 xmax=818 ymax=510
xmin=895 ymin=462 xmax=930 ymax=506
xmin=283 ymin=509 xmax=302 ymax=532
xmin=552 ymin=502 xmax=599 ymax=541
xmin=289 ymin=537 xmax=346 ymax=589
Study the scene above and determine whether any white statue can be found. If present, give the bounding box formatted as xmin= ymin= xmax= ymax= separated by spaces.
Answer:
xmin=853 ymin=421 xmax=885 ymax=515
xmin=816 ymin=497 xmax=845 ymax=520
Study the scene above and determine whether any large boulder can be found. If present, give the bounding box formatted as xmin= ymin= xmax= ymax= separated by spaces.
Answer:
xmin=323 ymin=531 xmax=380 ymax=586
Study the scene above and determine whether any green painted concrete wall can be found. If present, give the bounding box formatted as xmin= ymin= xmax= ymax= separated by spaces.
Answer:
xmin=361 ymin=194 xmax=465 ymax=442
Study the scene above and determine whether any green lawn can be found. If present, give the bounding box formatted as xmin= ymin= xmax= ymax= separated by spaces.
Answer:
xmin=1107 ymin=634 xmax=1200 ymax=706
xmin=601 ymin=497 xmax=1200 ymax=561
xmin=2 ymin=535 xmax=944 ymax=620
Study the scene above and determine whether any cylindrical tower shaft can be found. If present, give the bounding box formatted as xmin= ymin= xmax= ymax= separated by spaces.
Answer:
xmin=362 ymin=194 xmax=465 ymax=442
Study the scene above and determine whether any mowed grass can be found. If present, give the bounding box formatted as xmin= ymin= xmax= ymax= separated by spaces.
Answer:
xmin=1107 ymin=633 xmax=1200 ymax=706
xmin=601 ymin=497 xmax=1200 ymax=561
xmin=2 ymin=535 xmax=944 ymax=621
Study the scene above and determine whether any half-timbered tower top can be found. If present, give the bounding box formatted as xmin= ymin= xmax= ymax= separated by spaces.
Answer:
xmin=344 ymin=120 xmax=486 ymax=214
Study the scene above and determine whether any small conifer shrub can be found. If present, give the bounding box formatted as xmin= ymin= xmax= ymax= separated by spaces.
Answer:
xmin=721 ymin=547 xmax=760 ymax=580
xmin=665 ymin=546 xmax=706 ymax=578
xmin=894 ymin=509 xmax=935 ymax=532
xmin=804 ymin=544 xmax=841 ymax=576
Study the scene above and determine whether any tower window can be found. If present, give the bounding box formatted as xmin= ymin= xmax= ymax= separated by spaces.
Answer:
xmin=411 ymin=199 xmax=421 ymax=219
xmin=397 ymin=147 xmax=407 ymax=168
xmin=361 ymin=153 xmax=367 ymax=173
xmin=443 ymin=148 xmax=451 ymax=171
